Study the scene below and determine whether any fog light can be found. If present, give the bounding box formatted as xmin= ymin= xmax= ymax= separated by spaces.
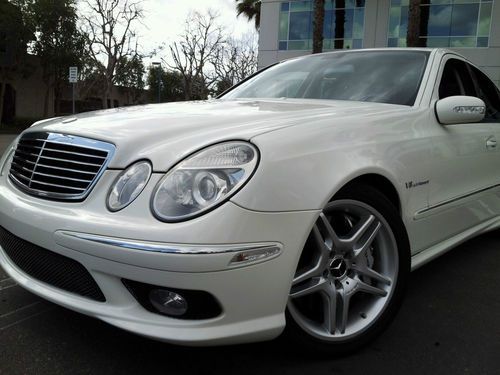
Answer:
xmin=149 ymin=289 xmax=188 ymax=316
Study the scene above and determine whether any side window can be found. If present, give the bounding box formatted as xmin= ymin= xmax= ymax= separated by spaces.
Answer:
xmin=439 ymin=59 xmax=476 ymax=99
xmin=469 ymin=65 xmax=500 ymax=122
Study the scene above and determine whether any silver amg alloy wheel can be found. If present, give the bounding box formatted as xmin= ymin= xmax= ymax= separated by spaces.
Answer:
xmin=288 ymin=199 xmax=399 ymax=342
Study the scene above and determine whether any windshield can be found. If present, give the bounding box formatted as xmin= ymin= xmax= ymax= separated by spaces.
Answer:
xmin=221 ymin=51 xmax=429 ymax=106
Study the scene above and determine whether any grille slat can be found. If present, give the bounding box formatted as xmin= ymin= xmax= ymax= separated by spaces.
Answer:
xmin=18 ymin=144 xmax=107 ymax=160
xmin=14 ymin=149 xmax=40 ymax=159
xmin=35 ymin=163 xmax=97 ymax=175
xmin=32 ymin=170 xmax=94 ymax=183
xmin=11 ymin=161 xmax=34 ymax=173
xmin=9 ymin=132 xmax=115 ymax=201
xmin=0 ymin=226 xmax=106 ymax=302
xmin=28 ymin=178 xmax=87 ymax=191
xmin=37 ymin=155 xmax=103 ymax=167
xmin=11 ymin=171 xmax=31 ymax=182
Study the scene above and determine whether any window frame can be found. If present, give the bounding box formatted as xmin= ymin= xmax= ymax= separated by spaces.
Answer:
xmin=468 ymin=64 xmax=500 ymax=123
xmin=432 ymin=54 xmax=500 ymax=123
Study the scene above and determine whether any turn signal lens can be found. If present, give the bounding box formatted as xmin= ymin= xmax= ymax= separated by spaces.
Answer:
xmin=107 ymin=161 xmax=152 ymax=212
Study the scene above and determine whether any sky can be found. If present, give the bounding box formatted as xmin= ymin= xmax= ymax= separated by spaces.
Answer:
xmin=120 ymin=0 xmax=258 ymax=65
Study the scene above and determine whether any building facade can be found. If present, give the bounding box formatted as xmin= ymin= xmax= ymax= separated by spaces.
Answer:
xmin=0 ymin=55 xmax=148 ymax=125
xmin=259 ymin=0 xmax=500 ymax=87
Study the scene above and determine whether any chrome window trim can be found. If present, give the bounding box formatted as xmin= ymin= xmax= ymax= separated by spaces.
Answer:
xmin=9 ymin=132 xmax=115 ymax=202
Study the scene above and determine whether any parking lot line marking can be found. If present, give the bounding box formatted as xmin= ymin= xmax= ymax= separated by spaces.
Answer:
xmin=0 ymin=283 xmax=19 ymax=292
xmin=0 ymin=307 xmax=55 ymax=331
xmin=0 ymin=302 xmax=43 ymax=319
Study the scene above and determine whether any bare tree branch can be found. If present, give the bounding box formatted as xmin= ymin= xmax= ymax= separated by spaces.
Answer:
xmin=81 ymin=0 xmax=143 ymax=108
xmin=168 ymin=10 xmax=225 ymax=100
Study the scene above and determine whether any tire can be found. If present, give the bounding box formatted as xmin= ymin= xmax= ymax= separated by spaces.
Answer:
xmin=285 ymin=184 xmax=410 ymax=355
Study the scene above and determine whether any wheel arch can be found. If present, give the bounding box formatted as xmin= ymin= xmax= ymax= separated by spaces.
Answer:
xmin=334 ymin=173 xmax=402 ymax=216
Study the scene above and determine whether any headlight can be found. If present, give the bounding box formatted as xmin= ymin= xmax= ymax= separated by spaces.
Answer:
xmin=152 ymin=141 xmax=259 ymax=222
xmin=0 ymin=137 xmax=19 ymax=177
xmin=107 ymin=161 xmax=152 ymax=212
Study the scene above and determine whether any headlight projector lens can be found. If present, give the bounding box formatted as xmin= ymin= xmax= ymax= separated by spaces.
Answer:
xmin=152 ymin=142 xmax=258 ymax=221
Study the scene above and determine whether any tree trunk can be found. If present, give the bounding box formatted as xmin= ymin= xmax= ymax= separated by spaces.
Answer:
xmin=419 ymin=4 xmax=430 ymax=47
xmin=312 ymin=0 xmax=325 ymax=54
xmin=54 ymin=81 xmax=61 ymax=115
xmin=109 ymin=92 xmax=114 ymax=108
xmin=107 ymin=80 xmax=115 ymax=108
xmin=43 ymin=83 xmax=50 ymax=118
xmin=407 ymin=0 xmax=422 ymax=47
xmin=0 ymin=80 xmax=6 ymax=127
xmin=184 ymin=79 xmax=191 ymax=100
xmin=103 ymin=85 xmax=109 ymax=109
xmin=55 ymin=95 xmax=61 ymax=115
xmin=102 ymin=94 xmax=107 ymax=109
xmin=334 ymin=0 xmax=345 ymax=49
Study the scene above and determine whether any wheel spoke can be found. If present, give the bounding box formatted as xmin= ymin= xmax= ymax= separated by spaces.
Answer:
xmin=349 ymin=214 xmax=376 ymax=244
xmin=356 ymin=279 xmax=388 ymax=297
xmin=339 ymin=289 xmax=351 ymax=334
xmin=352 ymin=217 xmax=381 ymax=259
xmin=321 ymin=287 xmax=338 ymax=335
xmin=311 ymin=224 xmax=333 ymax=261
xmin=353 ymin=265 xmax=392 ymax=285
xmin=317 ymin=213 xmax=344 ymax=253
xmin=290 ymin=277 xmax=326 ymax=299
xmin=292 ymin=225 xmax=330 ymax=286
xmin=292 ymin=261 xmax=323 ymax=286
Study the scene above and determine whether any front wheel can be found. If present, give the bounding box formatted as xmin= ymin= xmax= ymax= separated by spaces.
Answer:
xmin=286 ymin=185 xmax=410 ymax=354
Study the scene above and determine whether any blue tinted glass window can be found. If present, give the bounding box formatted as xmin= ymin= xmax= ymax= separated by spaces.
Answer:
xmin=423 ymin=6 xmax=452 ymax=37
xmin=323 ymin=10 xmax=333 ymax=39
xmin=388 ymin=0 xmax=491 ymax=48
xmin=278 ymin=0 xmax=365 ymax=50
xmin=477 ymin=37 xmax=488 ymax=47
xmin=399 ymin=6 xmax=409 ymax=38
xmin=450 ymin=4 xmax=479 ymax=36
xmin=341 ymin=10 xmax=355 ymax=38
xmin=289 ymin=11 xmax=312 ymax=40
xmin=352 ymin=38 xmax=363 ymax=48
xmin=388 ymin=38 xmax=398 ymax=47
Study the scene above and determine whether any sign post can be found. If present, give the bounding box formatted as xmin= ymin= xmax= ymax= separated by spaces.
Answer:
xmin=68 ymin=67 xmax=78 ymax=114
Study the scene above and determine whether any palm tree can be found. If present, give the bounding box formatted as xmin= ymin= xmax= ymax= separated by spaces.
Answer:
xmin=407 ymin=0 xmax=421 ymax=47
xmin=235 ymin=0 xmax=261 ymax=30
xmin=312 ymin=0 xmax=325 ymax=53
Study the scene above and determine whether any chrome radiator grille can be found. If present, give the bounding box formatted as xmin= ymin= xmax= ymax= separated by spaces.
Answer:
xmin=9 ymin=132 xmax=115 ymax=201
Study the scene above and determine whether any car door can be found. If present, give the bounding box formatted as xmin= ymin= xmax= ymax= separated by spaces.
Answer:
xmin=467 ymin=63 xmax=500 ymax=185
xmin=420 ymin=56 xmax=498 ymax=242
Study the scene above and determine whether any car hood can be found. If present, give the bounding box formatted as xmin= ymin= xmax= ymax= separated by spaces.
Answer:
xmin=28 ymin=99 xmax=406 ymax=170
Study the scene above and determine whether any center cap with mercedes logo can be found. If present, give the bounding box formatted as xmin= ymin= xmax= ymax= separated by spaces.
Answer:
xmin=329 ymin=257 xmax=348 ymax=279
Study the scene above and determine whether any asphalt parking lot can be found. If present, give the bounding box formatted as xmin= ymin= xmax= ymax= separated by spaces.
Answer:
xmin=0 ymin=133 xmax=499 ymax=375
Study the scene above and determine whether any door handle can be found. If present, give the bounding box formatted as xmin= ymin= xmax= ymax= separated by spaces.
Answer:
xmin=486 ymin=137 xmax=497 ymax=150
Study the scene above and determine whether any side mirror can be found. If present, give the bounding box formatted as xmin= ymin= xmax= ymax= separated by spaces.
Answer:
xmin=435 ymin=96 xmax=485 ymax=125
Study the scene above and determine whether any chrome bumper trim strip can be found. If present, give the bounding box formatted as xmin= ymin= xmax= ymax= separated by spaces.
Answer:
xmin=58 ymin=231 xmax=283 ymax=255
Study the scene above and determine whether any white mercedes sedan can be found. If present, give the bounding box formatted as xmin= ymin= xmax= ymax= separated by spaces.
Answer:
xmin=1 ymin=48 xmax=499 ymax=353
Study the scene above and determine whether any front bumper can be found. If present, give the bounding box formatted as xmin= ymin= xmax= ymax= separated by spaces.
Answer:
xmin=0 ymin=170 xmax=318 ymax=345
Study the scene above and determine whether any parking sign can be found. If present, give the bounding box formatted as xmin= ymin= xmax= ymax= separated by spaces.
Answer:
xmin=69 ymin=67 xmax=78 ymax=83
